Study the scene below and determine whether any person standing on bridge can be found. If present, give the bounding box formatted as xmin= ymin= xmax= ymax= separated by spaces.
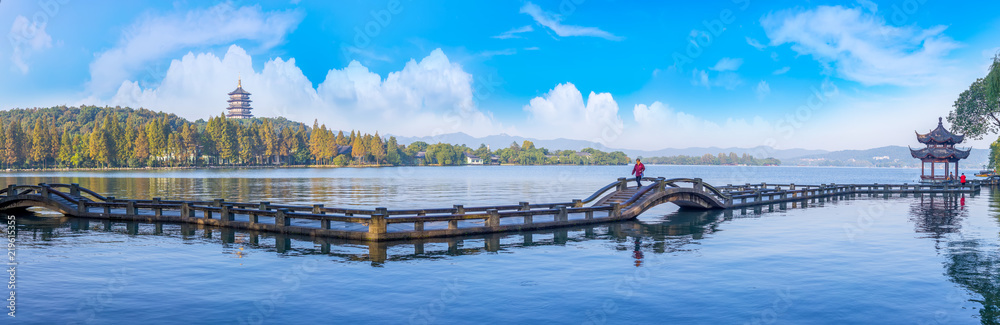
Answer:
xmin=961 ymin=173 xmax=966 ymax=186
xmin=632 ymin=158 xmax=645 ymax=187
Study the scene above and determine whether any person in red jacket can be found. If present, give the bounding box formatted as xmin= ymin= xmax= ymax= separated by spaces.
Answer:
xmin=632 ymin=158 xmax=645 ymax=187
xmin=960 ymin=173 xmax=966 ymax=185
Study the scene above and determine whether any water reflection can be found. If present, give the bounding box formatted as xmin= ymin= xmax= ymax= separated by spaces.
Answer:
xmin=10 ymin=206 xmax=740 ymax=267
xmin=908 ymin=193 xmax=999 ymax=324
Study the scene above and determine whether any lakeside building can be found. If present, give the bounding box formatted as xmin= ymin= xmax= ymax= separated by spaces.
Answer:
xmin=910 ymin=117 xmax=970 ymax=182
xmin=226 ymin=78 xmax=254 ymax=119
xmin=464 ymin=153 xmax=483 ymax=165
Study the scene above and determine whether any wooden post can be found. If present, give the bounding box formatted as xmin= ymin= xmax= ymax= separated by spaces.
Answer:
xmin=40 ymin=185 xmax=50 ymax=199
xmin=519 ymin=202 xmax=530 ymax=211
xmin=77 ymin=200 xmax=87 ymax=214
xmin=585 ymin=210 xmax=594 ymax=220
xmin=790 ymin=183 xmax=795 ymax=191
xmin=181 ymin=202 xmax=190 ymax=218
xmin=126 ymin=201 xmax=137 ymax=215
xmin=555 ymin=205 xmax=568 ymax=222
xmin=259 ymin=202 xmax=270 ymax=210
xmin=276 ymin=208 xmax=292 ymax=227
xmin=6 ymin=184 xmax=15 ymax=197
xmin=221 ymin=205 xmax=233 ymax=222
xmin=414 ymin=221 xmax=425 ymax=232
xmin=369 ymin=210 xmax=386 ymax=236
xmin=70 ymin=183 xmax=80 ymax=197
xmin=313 ymin=204 xmax=325 ymax=214
xmin=104 ymin=203 xmax=111 ymax=215
xmin=214 ymin=199 xmax=224 ymax=207
xmin=609 ymin=203 xmax=621 ymax=218
xmin=486 ymin=209 xmax=500 ymax=228
xmin=152 ymin=198 xmax=162 ymax=216
xmin=694 ymin=178 xmax=704 ymax=192
xmin=450 ymin=205 xmax=462 ymax=229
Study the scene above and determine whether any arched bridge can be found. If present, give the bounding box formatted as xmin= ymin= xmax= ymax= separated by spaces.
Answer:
xmin=0 ymin=178 xmax=985 ymax=241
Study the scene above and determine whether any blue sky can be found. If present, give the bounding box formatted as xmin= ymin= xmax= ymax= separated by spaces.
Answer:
xmin=2 ymin=0 xmax=1000 ymax=151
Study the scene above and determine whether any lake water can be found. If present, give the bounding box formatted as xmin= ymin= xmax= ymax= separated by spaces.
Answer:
xmin=3 ymin=165 xmax=998 ymax=324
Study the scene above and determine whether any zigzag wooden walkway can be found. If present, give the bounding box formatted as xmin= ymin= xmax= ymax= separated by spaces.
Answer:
xmin=0 ymin=177 xmax=991 ymax=241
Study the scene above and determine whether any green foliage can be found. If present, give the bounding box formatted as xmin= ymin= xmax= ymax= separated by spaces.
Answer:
xmin=0 ymin=105 xmax=635 ymax=169
xmin=949 ymin=54 xmax=1000 ymax=140
xmin=990 ymin=137 xmax=1000 ymax=171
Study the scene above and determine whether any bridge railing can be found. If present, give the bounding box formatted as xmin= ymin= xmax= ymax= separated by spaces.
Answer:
xmin=4 ymin=183 xmax=623 ymax=241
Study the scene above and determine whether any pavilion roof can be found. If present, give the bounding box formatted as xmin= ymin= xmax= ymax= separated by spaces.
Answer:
xmin=909 ymin=146 xmax=971 ymax=160
xmin=916 ymin=117 xmax=964 ymax=145
xmin=228 ymin=86 xmax=251 ymax=96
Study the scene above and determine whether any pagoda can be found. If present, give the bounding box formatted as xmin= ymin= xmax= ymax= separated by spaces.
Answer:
xmin=909 ymin=117 xmax=970 ymax=182
xmin=225 ymin=78 xmax=253 ymax=119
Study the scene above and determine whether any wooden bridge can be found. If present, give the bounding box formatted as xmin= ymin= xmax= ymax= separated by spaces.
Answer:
xmin=0 ymin=177 xmax=989 ymax=241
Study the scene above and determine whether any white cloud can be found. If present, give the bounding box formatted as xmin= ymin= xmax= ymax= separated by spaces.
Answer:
xmin=521 ymin=82 xmax=623 ymax=144
xmin=745 ymin=37 xmax=766 ymax=51
xmin=107 ymin=46 xmax=506 ymax=138
xmin=691 ymin=69 xmax=743 ymax=90
xmin=493 ymin=25 xmax=534 ymax=39
xmin=8 ymin=15 xmax=53 ymax=74
xmin=627 ymin=101 xmax=775 ymax=149
xmin=772 ymin=66 xmax=790 ymax=75
xmin=761 ymin=5 xmax=958 ymax=86
xmin=88 ymin=3 xmax=303 ymax=96
xmin=710 ymin=57 xmax=743 ymax=71
xmin=480 ymin=49 xmax=517 ymax=58
xmin=856 ymin=0 xmax=878 ymax=13
xmin=755 ymin=80 xmax=771 ymax=100
xmin=519 ymin=2 xmax=622 ymax=41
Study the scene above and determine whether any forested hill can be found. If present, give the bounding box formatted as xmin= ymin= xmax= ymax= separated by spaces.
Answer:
xmin=0 ymin=105 xmax=629 ymax=169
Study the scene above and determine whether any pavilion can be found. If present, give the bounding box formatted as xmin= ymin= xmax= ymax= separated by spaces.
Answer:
xmin=909 ymin=117 xmax=970 ymax=182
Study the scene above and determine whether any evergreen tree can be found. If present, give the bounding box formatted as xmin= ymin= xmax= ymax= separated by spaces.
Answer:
xmin=31 ymin=119 xmax=47 ymax=167
xmin=133 ymin=128 xmax=150 ymax=163
xmin=371 ymin=132 xmax=386 ymax=164
xmin=351 ymin=133 xmax=366 ymax=164
xmin=58 ymin=131 xmax=73 ymax=167
xmin=386 ymin=136 xmax=401 ymax=165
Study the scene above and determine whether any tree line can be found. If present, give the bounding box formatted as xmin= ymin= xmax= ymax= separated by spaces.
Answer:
xmin=640 ymin=152 xmax=781 ymax=166
xmin=0 ymin=105 xmax=630 ymax=169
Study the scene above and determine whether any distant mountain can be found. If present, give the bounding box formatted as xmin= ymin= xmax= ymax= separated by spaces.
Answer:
xmin=393 ymin=132 xmax=827 ymax=159
xmin=784 ymin=145 xmax=989 ymax=168
xmin=393 ymin=132 xmax=616 ymax=152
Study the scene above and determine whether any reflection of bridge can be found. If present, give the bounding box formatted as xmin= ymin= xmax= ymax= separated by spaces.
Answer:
xmin=0 ymin=178 xmax=988 ymax=241
xmin=14 ymin=208 xmax=738 ymax=266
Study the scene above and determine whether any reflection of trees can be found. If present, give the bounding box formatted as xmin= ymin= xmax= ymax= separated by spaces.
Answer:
xmin=909 ymin=193 xmax=999 ymax=324
xmin=943 ymin=239 xmax=1000 ymax=324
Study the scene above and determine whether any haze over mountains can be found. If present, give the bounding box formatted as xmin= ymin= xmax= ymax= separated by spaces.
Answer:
xmin=394 ymin=132 xmax=989 ymax=168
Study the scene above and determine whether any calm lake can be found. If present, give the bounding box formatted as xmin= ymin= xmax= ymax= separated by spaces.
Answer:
xmin=3 ymin=165 xmax=998 ymax=324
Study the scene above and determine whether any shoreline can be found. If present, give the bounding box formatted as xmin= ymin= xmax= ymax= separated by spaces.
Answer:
xmin=0 ymin=164 xmax=977 ymax=173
